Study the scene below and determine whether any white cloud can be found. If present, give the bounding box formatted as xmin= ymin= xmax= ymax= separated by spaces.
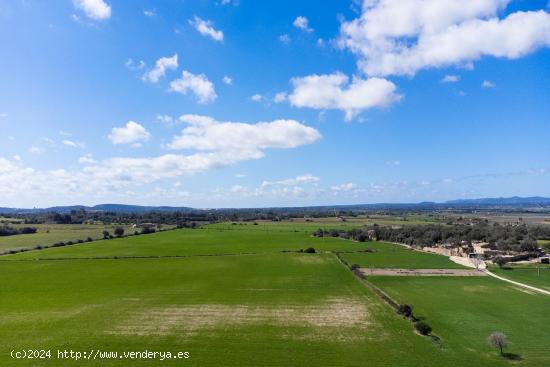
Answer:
xmin=289 ymin=72 xmax=401 ymax=120
xmin=13 ymin=155 xmax=21 ymax=161
xmin=482 ymin=80 xmax=496 ymax=88
xmin=72 ymin=0 xmax=111 ymax=21
xmin=108 ymin=121 xmax=151 ymax=145
xmin=261 ymin=174 xmax=320 ymax=187
xmin=40 ymin=137 xmax=55 ymax=146
xmin=279 ymin=34 xmax=291 ymax=44
xmin=59 ymin=130 xmax=72 ymax=136
xmin=167 ymin=115 xmax=321 ymax=157
xmin=0 ymin=112 xmax=7 ymax=118
xmin=125 ymin=58 xmax=146 ymax=71
xmin=385 ymin=160 xmax=401 ymax=166
xmin=274 ymin=92 xmax=287 ymax=103
xmin=156 ymin=114 xmax=176 ymax=125
xmin=441 ymin=75 xmax=460 ymax=83
xmin=293 ymin=16 xmax=313 ymax=32
xmin=189 ymin=16 xmax=224 ymax=41
xmin=63 ymin=139 xmax=85 ymax=148
xmin=339 ymin=1 xmax=550 ymax=76
xmin=143 ymin=9 xmax=155 ymax=17
xmin=222 ymin=76 xmax=233 ymax=85
xmin=250 ymin=94 xmax=263 ymax=102
xmin=28 ymin=146 xmax=42 ymax=154
xmin=142 ymin=54 xmax=178 ymax=83
xmin=79 ymin=154 xmax=96 ymax=164
xmin=170 ymin=70 xmax=217 ymax=104
xmin=331 ymin=183 xmax=358 ymax=192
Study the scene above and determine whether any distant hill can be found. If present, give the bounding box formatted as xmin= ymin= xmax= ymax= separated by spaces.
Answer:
xmin=1 ymin=197 xmax=550 ymax=214
xmin=444 ymin=196 xmax=550 ymax=206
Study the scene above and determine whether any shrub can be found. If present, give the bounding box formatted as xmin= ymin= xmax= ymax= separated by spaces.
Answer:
xmin=304 ymin=247 xmax=316 ymax=253
xmin=114 ymin=227 xmax=125 ymax=237
xmin=397 ymin=304 xmax=414 ymax=318
xmin=350 ymin=263 xmax=360 ymax=270
xmin=414 ymin=321 xmax=432 ymax=335
xmin=86 ymin=237 xmax=93 ymax=242
xmin=66 ymin=241 xmax=73 ymax=246
xmin=77 ymin=239 xmax=84 ymax=243
xmin=102 ymin=230 xmax=110 ymax=239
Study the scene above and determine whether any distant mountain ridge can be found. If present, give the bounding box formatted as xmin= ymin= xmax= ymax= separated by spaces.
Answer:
xmin=1 ymin=197 xmax=550 ymax=214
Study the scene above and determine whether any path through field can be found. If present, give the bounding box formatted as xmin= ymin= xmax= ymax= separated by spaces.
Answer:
xmin=483 ymin=269 xmax=550 ymax=296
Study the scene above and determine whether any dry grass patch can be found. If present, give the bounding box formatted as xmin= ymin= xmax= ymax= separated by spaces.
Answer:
xmin=110 ymin=297 xmax=370 ymax=337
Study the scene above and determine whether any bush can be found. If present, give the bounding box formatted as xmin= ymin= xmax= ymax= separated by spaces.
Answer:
xmin=414 ymin=321 xmax=432 ymax=335
xmin=350 ymin=263 xmax=360 ymax=270
xmin=86 ymin=237 xmax=93 ymax=242
xmin=397 ymin=304 xmax=414 ymax=318
xmin=114 ymin=227 xmax=125 ymax=237
xmin=304 ymin=247 xmax=316 ymax=253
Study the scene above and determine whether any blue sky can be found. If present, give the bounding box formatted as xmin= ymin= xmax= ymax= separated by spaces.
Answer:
xmin=1 ymin=0 xmax=550 ymax=208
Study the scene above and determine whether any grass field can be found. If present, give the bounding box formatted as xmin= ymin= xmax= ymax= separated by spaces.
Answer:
xmin=2 ymin=223 xmax=549 ymax=366
xmin=3 ymin=225 xmax=373 ymax=260
xmin=1 ymin=253 xmax=453 ymax=366
xmin=369 ymin=276 xmax=550 ymax=366
xmin=490 ymin=265 xmax=550 ymax=291
xmin=339 ymin=242 xmax=465 ymax=269
xmin=0 ymin=224 xmax=137 ymax=253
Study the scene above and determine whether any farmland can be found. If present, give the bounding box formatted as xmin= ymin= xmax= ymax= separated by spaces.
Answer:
xmin=339 ymin=241 xmax=465 ymax=269
xmin=0 ymin=224 xmax=138 ymax=253
xmin=1 ymin=222 xmax=549 ymax=366
xmin=369 ymin=276 xmax=550 ymax=366
xmin=490 ymin=265 xmax=550 ymax=291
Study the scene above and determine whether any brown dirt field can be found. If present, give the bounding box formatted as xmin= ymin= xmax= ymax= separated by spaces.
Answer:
xmin=359 ymin=268 xmax=487 ymax=277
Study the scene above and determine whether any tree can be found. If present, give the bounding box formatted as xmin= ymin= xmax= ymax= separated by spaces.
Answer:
xmin=102 ymin=230 xmax=110 ymax=239
xmin=488 ymin=331 xmax=507 ymax=356
xmin=495 ymin=257 xmax=507 ymax=268
xmin=414 ymin=321 xmax=432 ymax=335
xmin=114 ymin=227 xmax=125 ymax=237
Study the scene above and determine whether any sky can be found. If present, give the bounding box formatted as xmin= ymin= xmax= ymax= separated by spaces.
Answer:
xmin=1 ymin=0 xmax=550 ymax=208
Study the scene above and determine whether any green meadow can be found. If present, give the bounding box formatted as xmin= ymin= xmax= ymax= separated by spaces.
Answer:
xmin=369 ymin=276 xmax=550 ymax=366
xmin=0 ymin=224 xmax=136 ymax=253
xmin=490 ymin=265 xmax=550 ymax=291
xmin=1 ymin=223 xmax=549 ymax=366
xmin=339 ymin=241 xmax=465 ymax=269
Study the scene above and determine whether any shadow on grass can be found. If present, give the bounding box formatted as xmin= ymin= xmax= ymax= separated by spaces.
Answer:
xmin=502 ymin=352 xmax=522 ymax=361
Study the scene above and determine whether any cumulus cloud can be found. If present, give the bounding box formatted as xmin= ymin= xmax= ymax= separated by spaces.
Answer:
xmin=274 ymin=92 xmax=287 ymax=103
xmin=167 ymin=115 xmax=321 ymax=155
xmin=250 ymin=94 xmax=263 ymax=102
xmin=79 ymin=153 xmax=96 ymax=164
xmin=339 ymin=0 xmax=550 ymax=76
xmin=222 ymin=76 xmax=233 ymax=85
xmin=169 ymin=70 xmax=217 ymax=104
xmin=293 ymin=16 xmax=313 ymax=32
xmin=125 ymin=58 xmax=145 ymax=71
xmin=108 ymin=121 xmax=151 ymax=145
xmin=289 ymin=72 xmax=401 ymax=120
xmin=189 ymin=16 xmax=224 ymax=41
xmin=142 ymin=54 xmax=178 ymax=83
xmin=72 ymin=0 xmax=111 ymax=20
xmin=279 ymin=34 xmax=291 ymax=44
xmin=441 ymin=75 xmax=460 ymax=83
xmin=143 ymin=9 xmax=155 ymax=17
xmin=482 ymin=80 xmax=496 ymax=88
xmin=331 ymin=183 xmax=358 ymax=192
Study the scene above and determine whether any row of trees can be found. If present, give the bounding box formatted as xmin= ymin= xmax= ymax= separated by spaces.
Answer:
xmin=0 ymin=225 xmax=37 ymax=237
xmin=313 ymin=222 xmax=550 ymax=252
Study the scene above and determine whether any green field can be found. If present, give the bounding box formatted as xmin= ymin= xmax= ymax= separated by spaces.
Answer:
xmin=0 ymin=224 xmax=138 ymax=253
xmin=339 ymin=242 xmax=465 ymax=269
xmin=369 ymin=276 xmax=550 ymax=366
xmin=1 ymin=252 xmax=455 ymax=367
xmin=1 ymin=223 xmax=549 ymax=366
xmin=490 ymin=265 xmax=550 ymax=291
xmin=4 ymin=225 xmax=372 ymax=260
